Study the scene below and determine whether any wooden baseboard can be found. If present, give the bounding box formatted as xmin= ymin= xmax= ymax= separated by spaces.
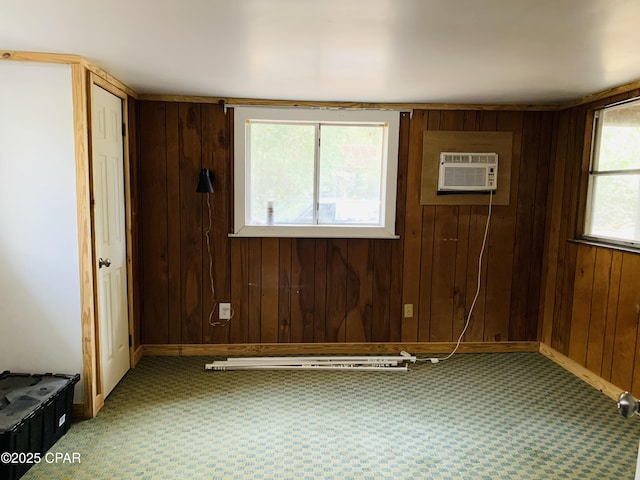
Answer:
xmin=142 ymin=341 xmax=540 ymax=357
xmin=539 ymin=343 xmax=623 ymax=401
xmin=133 ymin=345 xmax=143 ymax=367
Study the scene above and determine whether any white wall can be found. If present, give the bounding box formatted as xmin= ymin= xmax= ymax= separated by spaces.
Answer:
xmin=0 ymin=61 xmax=84 ymax=401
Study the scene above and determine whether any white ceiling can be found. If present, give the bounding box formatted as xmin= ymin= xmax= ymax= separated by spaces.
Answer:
xmin=2 ymin=0 xmax=640 ymax=105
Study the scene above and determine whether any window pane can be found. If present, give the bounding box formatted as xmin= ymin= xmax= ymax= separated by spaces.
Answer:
xmin=598 ymin=103 xmax=640 ymax=171
xmin=318 ymin=125 xmax=383 ymax=224
xmin=588 ymin=174 xmax=640 ymax=243
xmin=249 ymin=123 xmax=315 ymax=224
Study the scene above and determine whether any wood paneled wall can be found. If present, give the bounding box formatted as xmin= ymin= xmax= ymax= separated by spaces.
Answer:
xmin=541 ymin=89 xmax=640 ymax=396
xmin=401 ymin=111 xmax=554 ymax=344
xmin=137 ymin=102 xmax=554 ymax=346
xmin=128 ymin=97 xmax=142 ymax=351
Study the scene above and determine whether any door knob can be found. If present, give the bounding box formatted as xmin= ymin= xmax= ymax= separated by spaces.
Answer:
xmin=618 ymin=391 xmax=640 ymax=418
xmin=99 ymin=258 xmax=112 ymax=269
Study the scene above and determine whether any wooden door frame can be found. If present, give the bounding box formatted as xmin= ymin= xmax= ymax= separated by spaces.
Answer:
xmin=76 ymin=69 xmax=137 ymax=418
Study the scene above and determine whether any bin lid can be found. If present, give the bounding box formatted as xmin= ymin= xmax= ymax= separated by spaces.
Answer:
xmin=0 ymin=372 xmax=79 ymax=432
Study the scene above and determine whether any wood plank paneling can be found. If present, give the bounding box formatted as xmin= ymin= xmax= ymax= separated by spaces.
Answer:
xmin=179 ymin=103 xmax=203 ymax=344
xmin=453 ymin=111 xmax=477 ymax=340
xmin=278 ymin=239 xmax=292 ymax=342
xmin=289 ymin=239 xmax=303 ymax=343
xmin=372 ymin=240 xmax=392 ymax=342
xmin=463 ymin=206 xmax=489 ymax=342
xmin=429 ymin=206 xmax=459 ymax=342
xmin=453 ymin=205 xmax=470 ymax=340
xmin=429 ymin=111 xmax=464 ymax=343
xmin=549 ymin=114 xmax=572 ymax=351
xmin=146 ymin=341 xmax=540 ymax=357
xmin=528 ymin=112 xmax=555 ymax=341
xmin=417 ymin=110 xmax=439 ymax=342
xmin=555 ymin=242 xmax=578 ymax=353
xmin=628 ymin=257 xmax=640 ymax=395
xmin=229 ymin=238 xmax=248 ymax=343
xmin=166 ymin=103 xmax=181 ymax=344
xmin=247 ymin=238 xmax=262 ymax=343
xmin=541 ymin=109 xmax=570 ymax=347
xmin=509 ymin=112 xmax=541 ymax=341
xmin=401 ymin=110 xmax=427 ymax=342
xmin=136 ymin=101 xmax=554 ymax=358
xmin=418 ymin=205 xmax=435 ymax=342
xmin=313 ymin=240 xmax=328 ymax=342
xmin=345 ymin=239 xmax=373 ymax=342
xmin=551 ymin=107 xmax=584 ymax=354
xmin=139 ymin=101 xmax=169 ymax=344
xmin=565 ymin=107 xmax=586 ymax=238
xmin=568 ymin=245 xmax=596 ymax=365
xmin=611 ymin=254 xmax=640 ymax=391
xmin=601 ymin=251 xmax=624 ymax=382
xmin=128 ymin=98 xmax=142 ymax=350
xmin=202 ymin=103 xmax=231 ymax=344
xmin=464 ymin=111 xmax=498 ymax=342
xmin=326 ymin=239 xmax=348 ymax=342
xmin=389 ymin=112 xmax=410 ymax=342
xmin=484 ymin=111 xmax=523 ymax=342
xmin=260 ymin=238 xmax=279 ymax=343
xmin=292 ymin=239 xmax=316 ymax=342
xmin=585 ymin=248 xmax=612 ymax=376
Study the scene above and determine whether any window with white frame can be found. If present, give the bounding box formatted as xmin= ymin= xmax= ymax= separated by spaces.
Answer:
xmin=232 ymin=107 xmax=400 ymax=238
xmin=585 ymin=98 xmax=640 ymax=248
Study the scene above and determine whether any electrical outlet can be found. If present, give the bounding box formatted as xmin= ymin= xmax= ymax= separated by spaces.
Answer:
xmin=404 ymin=304 xmax=413 ymax=318
xmin=219 ymin=303 xmax=232 ymax=320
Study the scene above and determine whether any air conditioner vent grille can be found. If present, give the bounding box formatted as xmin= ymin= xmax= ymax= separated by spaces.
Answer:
xmin=440 ymin=152 xmax=497 ymax=164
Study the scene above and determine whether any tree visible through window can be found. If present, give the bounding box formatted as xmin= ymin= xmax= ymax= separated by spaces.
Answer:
xmin=585 ymin=98 xmax=640 ymax=247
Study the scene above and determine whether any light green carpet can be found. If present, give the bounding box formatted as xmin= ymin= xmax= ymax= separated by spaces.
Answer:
xmin=22 ymin=353 xmax=640 ymax=479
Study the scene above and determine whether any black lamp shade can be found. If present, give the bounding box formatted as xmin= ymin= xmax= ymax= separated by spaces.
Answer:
xmin=197 ymin=169 xmax=214 ymax=193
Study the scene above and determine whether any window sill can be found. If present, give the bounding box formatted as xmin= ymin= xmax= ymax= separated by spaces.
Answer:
xmin=229 ymin=225 xmax=400 ymax=239
xmin=569 ymin=238 xmax=640 ymax=255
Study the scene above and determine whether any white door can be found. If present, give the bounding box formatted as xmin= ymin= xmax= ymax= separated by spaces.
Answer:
xmin=91 ymin=84 xmax=130 ymax=398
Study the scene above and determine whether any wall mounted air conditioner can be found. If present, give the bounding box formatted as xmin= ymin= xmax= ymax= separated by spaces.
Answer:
xmin=437 ymin=152 xmax=498 ymax=193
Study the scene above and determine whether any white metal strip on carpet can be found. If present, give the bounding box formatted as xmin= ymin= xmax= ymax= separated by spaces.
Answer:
xmin=205 ymin=354 xmax=416 ymax=371
xmin=205 ymin=364 xmax=409 ymax=371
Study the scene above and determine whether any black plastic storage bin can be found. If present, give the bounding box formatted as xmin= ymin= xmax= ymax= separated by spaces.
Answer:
xmin=0 ymin=371 xmax=79 ymax=480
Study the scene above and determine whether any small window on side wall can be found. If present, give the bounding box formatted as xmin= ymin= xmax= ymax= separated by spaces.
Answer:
xmin=585 ymin=98 xmax=640 ymax=248
xmin=232 ymin=107 xmax=400 ymax=238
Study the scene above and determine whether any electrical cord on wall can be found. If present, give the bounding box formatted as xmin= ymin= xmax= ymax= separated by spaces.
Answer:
xmin=204 ymin=195 xmax=234 ymax=327
xmin=420 ymin=191 xmax=493 ymax=364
